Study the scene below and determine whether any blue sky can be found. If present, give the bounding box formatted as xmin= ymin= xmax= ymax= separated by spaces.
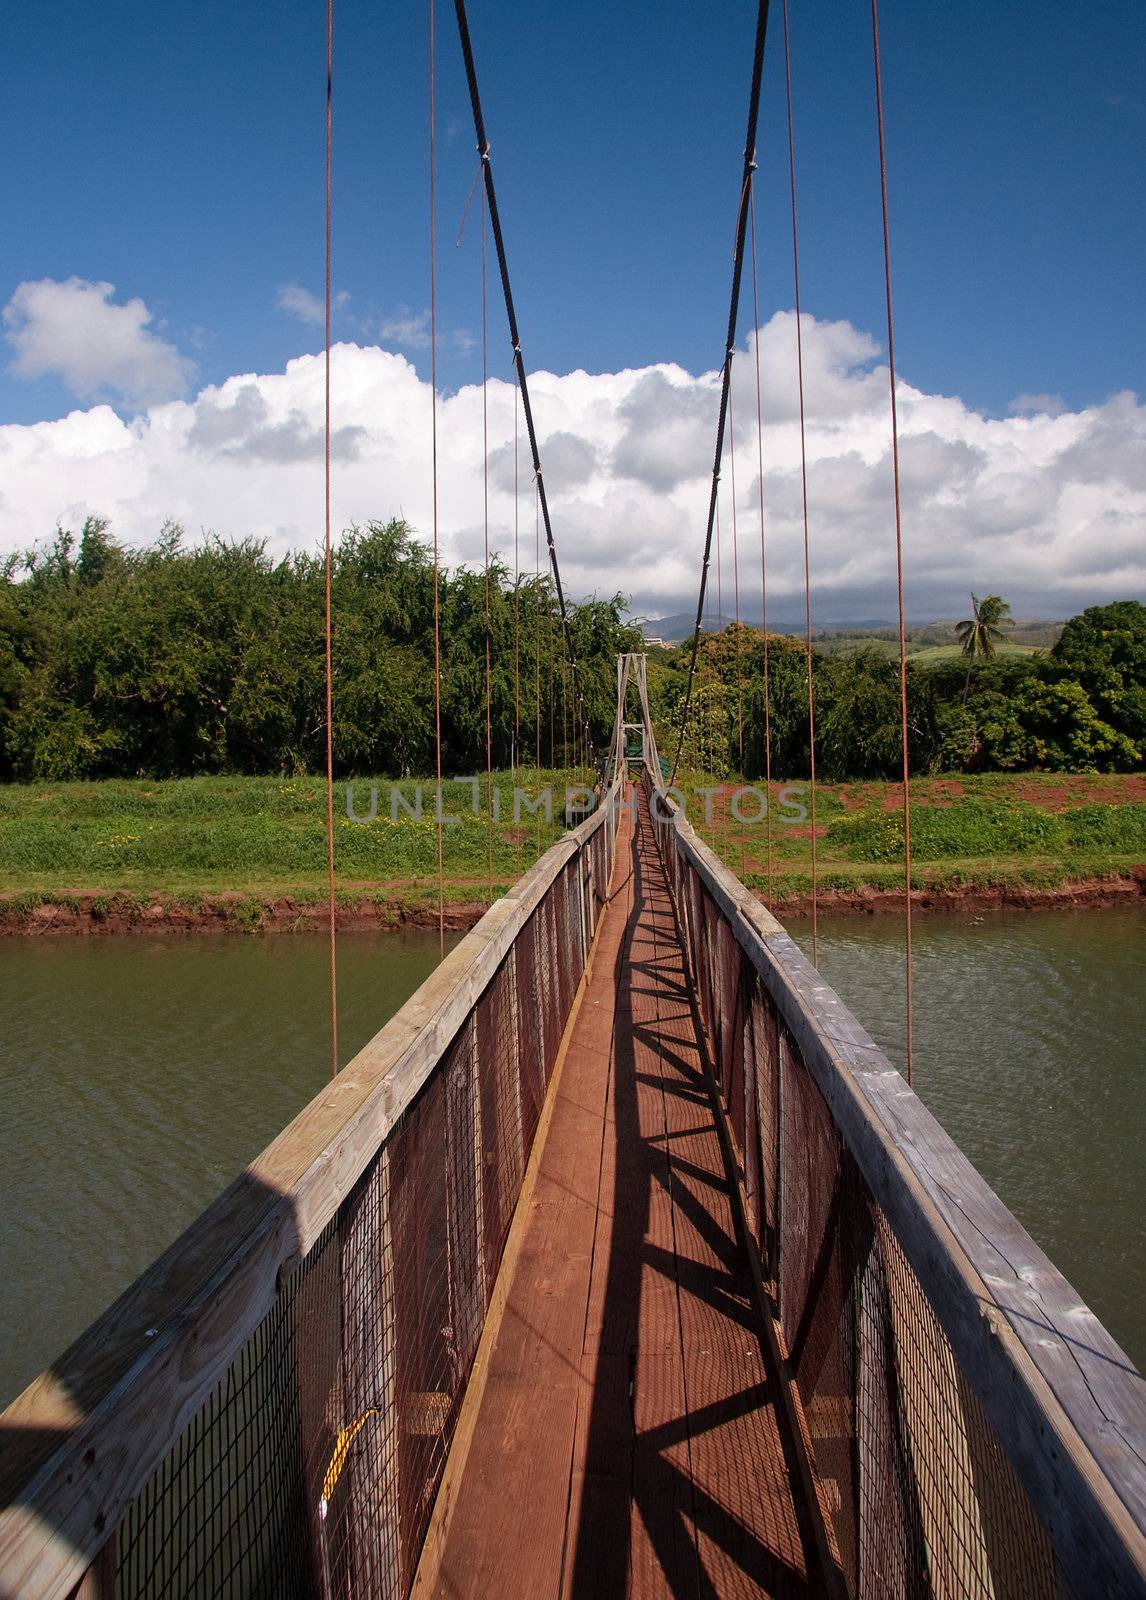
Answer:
xmin=4 ymin=0 xmax=1143 ymax=422
xmin=1 ymin=0 xmax=1143 ymax=621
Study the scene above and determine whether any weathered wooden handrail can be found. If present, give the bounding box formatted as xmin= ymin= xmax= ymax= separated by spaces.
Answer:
xmin=0 ymin=784 xmax=621 ymax=1600
xmin=645 ymin=766 xmax=1146 ymax=1598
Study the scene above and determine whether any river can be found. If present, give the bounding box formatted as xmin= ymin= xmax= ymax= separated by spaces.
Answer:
xmin=0 ymin=907 xmax=1141 ymax=1408
xmin=0 ymin=930 xmax=451 ymax=1407
xmin=791 ymin=905 xmax=1144 ymax=1370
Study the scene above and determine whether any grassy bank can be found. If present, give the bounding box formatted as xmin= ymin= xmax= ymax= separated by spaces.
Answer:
xmin=0 ymin=769 xmax=593 ymax=928
xmin=674 ymin=770 xmax=1146 ymax=907
xmin=0 ymin=769 xmax=1142 ymax=930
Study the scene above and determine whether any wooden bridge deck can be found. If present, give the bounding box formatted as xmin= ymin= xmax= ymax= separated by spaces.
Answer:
xmin=415 ymin=789 xmax=825 ymax=1598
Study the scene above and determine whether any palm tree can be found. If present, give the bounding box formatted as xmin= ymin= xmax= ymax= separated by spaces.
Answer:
xmin=956 ymin=593 xmax=1013 ymax=700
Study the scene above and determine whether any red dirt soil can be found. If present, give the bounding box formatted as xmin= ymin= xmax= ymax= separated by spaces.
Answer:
xmin=3 ymin=869 xmax=1143 ymax=935
xmin=765 ymin=869 xmax=1146 ymax=919
xmin=0 ymin=892 xmax=489 ymax=937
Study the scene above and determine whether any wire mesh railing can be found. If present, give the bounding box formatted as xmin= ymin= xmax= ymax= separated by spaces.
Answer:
xmin=642 ymin=764 xmax=1146 ymax=1600
xmin=0 ymin=782 xmax=622 ymax=1600
xmin=4 ymin=732 xmax=1143 ymax=1600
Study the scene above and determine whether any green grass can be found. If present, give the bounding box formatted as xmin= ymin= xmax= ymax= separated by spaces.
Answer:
xmin=1 ymin=768 xmax=1141 ymax=912
xmin=673 ymin=772 xmax=1145 ymax=901
xmin=905 ymin=642 xmax=1041 ymax=664
xmin=0 ymin=770 xmax=593 ymax=897
xmin=810 ymin=637 xmax=1042 ymax=663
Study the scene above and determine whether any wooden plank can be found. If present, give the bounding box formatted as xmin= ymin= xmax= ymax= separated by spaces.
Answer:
xmin=623 ymin=847 xmax=696 ymax=1593
xmin=646 ymin=775 xmax=1146 ymax=1598
xmin=66 ymin=1531 xmax=116 ymax=1599
xmin=415 ymin=799 xmax=632 ymax=1598
xmin=564 ymin=811 xmax=635 ymax=1598
xmin=634 ymin=795 xmax=820 ymax=1600
xmin=427 ymin=781 xmax=828 ymax=1598
xmin=412 ymin=882 xmax=612 ymax=1596
xmin=0 ymin=789 xmax=622 ymax=1600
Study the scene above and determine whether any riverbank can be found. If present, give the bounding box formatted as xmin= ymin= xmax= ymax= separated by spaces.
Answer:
xmin=0 ymin=885 xmax=494 ymax=935
xmin=0 ymin=769 xmax=1142 ymax=933
xmin=682 ymin=769 xmax=1146 ymax=913
xmin=3 ymin=869 xmax=1142 ymax=936
xmin=767 ymin=869 xmax=1145 ymax=918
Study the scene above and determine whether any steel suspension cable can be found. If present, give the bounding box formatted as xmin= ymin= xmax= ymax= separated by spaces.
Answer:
xmin=323 ymin=0 xmax=339 ymax=1078
xmin=429 ymin=0 xmax=445 ymax=952
xmin=452 ymin=0 xmax=594 ymax=765
xmin=669 ymin=0 xmax=773 ymax=784
xmin=750 ymin=182 xmax=774 ymax=905
xmin=871 ymin=0 xmax=914 ymax=1085
xmin=782 ymin=0 xmax=819 ymax=965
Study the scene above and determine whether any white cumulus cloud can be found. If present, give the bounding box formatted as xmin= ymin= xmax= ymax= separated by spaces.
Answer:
xmin=276 ymin=283 xmax=325 ymax=326
xmin=276 ymin=283 xmax=350 ymax=325
xmin=0 ymin=311 xmax=1142 ymax=623
xmin=3 ymin=277 xmax=195 ymax=409
xmin=376 ymin=307 xmax=475 ymax=358
xmin=377 ymin=307 xmax=431 ymax=349
xmin=1009 ymin=392 xmax=1067 ymax=419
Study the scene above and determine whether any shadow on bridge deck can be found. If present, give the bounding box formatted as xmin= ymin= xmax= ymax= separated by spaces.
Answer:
xmin=414 ymin=786 xmax=827 ymax=1598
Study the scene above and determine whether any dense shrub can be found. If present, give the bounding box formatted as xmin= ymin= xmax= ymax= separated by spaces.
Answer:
xmin=650 ymin=605 xmax=1143 ymax=781
xmin=3 ymin=517 xmax=1143 ymax=783
xmin=0 ymin=518 xmax=638 ymax=780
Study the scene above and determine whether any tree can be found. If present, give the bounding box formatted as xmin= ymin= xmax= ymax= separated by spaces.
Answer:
xmin=1050 ymin=600 xmax=1146 ymax=754
xmin=956 ymin=593 xmax=1013 ymax=700
xmin=815 ymin=648 xmax=904 ymax=779
xmin=978 ymin=678 xmax=1138 ymax=772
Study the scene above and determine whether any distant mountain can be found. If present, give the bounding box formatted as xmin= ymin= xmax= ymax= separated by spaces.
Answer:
xmin=634 ymin=611 xmax=896 ymax=644
xmin=632 ymin=613 xmax=1065 ymax=649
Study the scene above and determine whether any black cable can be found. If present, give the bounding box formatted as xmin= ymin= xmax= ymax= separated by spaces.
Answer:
xmin=452 ymin=0 xmax=595 ymax=761
xmin=669 ymin=0 xmax=772 ymax=784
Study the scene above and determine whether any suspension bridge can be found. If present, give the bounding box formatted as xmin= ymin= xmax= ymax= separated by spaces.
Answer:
xmin=2 ymin=0 xmax=1145 ymax=1596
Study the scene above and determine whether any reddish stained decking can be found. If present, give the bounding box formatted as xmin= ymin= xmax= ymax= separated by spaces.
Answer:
xmin=417 ymin=790 xmax=826 ymax=1598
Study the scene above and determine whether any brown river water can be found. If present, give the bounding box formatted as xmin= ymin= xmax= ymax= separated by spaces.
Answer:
xmin=0 ymin=906 xmax=1142 ymax=1407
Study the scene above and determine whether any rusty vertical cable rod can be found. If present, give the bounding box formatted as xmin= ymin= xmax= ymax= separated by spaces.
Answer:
xmin=729 ymin=383 xmax=745 ymax=773
xmin=871 ymin=0 xmax=914 ymax=1084
xmin=429 ymin=0 xmax=445 ymax=952
xmin=481 ymin=181 xmax=493 ymax=903
xmin=729 ymin=380 xmax=746 ymax=873
xmin=514 ymin=379 xmax=521 ymax=767
xmin=750 ymin=182 xmax=774 ymax=904
xmin=513 ymin=376 xmax=522 ymax=878
xmin=534 ymin=478 xmax=542 ymax=856
xmin=717 ymin=490 xmax=726 ymax=843
xmin=323 ymin=0 xmax=339 ymax=1078
xmin=715 ymin=443 xmax=726 ymax=847
xmin=782 ymin=0 xmax=818 ymax=966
